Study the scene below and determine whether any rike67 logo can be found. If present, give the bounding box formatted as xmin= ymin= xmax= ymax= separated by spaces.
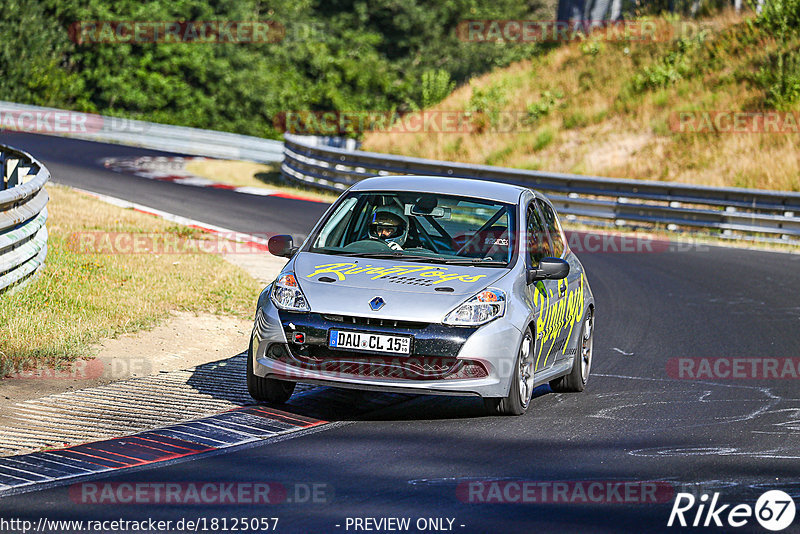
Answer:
xmin=668 ymin=490 xmax=796 ymax=531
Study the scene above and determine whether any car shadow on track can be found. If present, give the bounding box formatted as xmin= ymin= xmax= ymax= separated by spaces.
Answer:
xmin=184 ymin=353 xmax=555 ymax=423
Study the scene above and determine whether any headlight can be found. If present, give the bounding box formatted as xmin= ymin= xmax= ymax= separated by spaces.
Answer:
xmin=443 ymin=288 xmax=506 ymax=326
xmin=270 ymin=273 xmax=310 ymax=311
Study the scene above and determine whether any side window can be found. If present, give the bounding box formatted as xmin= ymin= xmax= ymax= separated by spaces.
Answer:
xmin=536 ymin=199 xmax=565 ymax=257
xmin=313 ymin=197 xmax=357 ymax=248
xmin=526 ymin=205 xmax=551 ymax=266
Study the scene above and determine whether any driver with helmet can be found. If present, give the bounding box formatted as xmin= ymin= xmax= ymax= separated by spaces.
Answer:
xmin=369 ymin=206 xmax=408 ymax=250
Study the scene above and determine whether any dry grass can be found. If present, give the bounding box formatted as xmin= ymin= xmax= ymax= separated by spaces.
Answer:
xmin=0 ymin=184 xmax=260 ymax=376
xmin=363 ymin=11 xmax=800 ymax=192
xmin=184 ymin=159 xmax=339 ymax=202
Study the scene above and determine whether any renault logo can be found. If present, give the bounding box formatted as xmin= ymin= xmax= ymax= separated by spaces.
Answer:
xmin=369 ymin=296 xmax=385 ymax=311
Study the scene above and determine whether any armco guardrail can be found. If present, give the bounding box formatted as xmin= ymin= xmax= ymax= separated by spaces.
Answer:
xmin=0 ymin=144 xmax=49 ymax=293
xmin=0 ymin=101 xmax=283 ymax=163
xmin=282 ymin=133 xmax=800 ymax=243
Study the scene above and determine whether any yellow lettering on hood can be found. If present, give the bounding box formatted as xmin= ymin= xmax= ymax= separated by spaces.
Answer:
xmin=306 ymin=263 xmax=487 ymax=284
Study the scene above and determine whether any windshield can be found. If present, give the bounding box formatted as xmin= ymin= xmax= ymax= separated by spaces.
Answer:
xmin=308 ymin=191 xmax=516 ymax=266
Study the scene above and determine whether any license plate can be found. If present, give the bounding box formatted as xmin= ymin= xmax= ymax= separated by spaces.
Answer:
xmin=328 ymin=330 xmax=412 ymax=355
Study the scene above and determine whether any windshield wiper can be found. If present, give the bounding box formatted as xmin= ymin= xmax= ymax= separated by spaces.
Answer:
xmin=335 ymin=252 xmax=403 ymax=259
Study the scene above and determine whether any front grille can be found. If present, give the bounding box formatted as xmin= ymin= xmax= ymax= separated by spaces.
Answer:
xmin=321 ymin=314 xmax=428 ymax=329
xmin=267 ymin=344 xmax=487 ymax=381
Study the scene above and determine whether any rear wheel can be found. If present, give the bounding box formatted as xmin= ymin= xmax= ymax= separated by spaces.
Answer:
xmin=550 ymin=308 xmax=593 ymax=393
xmin=247 ymin=340 xmax=296 ymax=403
xmin=484 ymin=327 xmax=534 ymax=416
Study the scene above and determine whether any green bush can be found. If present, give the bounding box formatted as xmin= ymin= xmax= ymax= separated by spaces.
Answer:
xmin=419 ymin=69 xmax=456 ymax=109
xmin=756 ymin=50 xmax=800 ymax=109
xmin=750 ymin=0 xmax=800 ymax=108
xmin=467 ymin=82 xmax=509 ymax=130
xmin=525 ymin=90 xmax=563 ymax=123
xmin=628 ymin=30 xmax=710 ymax=94
xmin=532 ymin=128 xmax=554 ymax=151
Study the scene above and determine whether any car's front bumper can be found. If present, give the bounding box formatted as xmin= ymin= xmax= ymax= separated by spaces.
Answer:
xmin=251 ymin=302 xmax=521 ymax=398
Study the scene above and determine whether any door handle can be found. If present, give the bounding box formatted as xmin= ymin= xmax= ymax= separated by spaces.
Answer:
xmin=559 ymin=284 xmax=567 ymax=296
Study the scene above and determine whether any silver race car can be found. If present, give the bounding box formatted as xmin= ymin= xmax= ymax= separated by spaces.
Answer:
xmin=248 ymin=176 xmax=595 ymax=415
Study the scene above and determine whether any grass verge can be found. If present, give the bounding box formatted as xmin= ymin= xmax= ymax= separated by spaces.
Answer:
xmin=0 ymin=184 xmax=260 ymax=377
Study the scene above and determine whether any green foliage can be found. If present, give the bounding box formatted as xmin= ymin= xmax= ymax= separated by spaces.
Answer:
xmin=420 ymin=69 xmax=456 ymax=109
xmin=444 ymin=136 xmax=465 ymax=157
xmin=467 ymin=82 xmax=508 ymax=129
xmin=632 ymin=55 xmax=689 ymax=91
xmin=623 ymin=22 xmax=713 ymax=101
xmin=630 ymin=35 xmax=704 ymax=92
xmin=579 ymin=39 xmax=604 ymax=57
xmin=532 ymin=127 xmax=554 ymax=151
xmin=750 ymin=0 xmax=800 ymax=32
xmin=525 ymin=90 xmax=563 ymax=122
xmin=756 ymin=50 xmax=800 ymax=109
xmin=620 ymin=4 xmax=799 ymax=110
xmin=0 ymin=0 xmax=548 ymax=139
xmin=750 ymin=0 xmax=800 ymax=108
xmin=0 ymin=0 xmax=88 ymax=107
xmin=484 ymin=145 xmax=513 ymax=165
xmin=563 ymin=110 xmax=589 ymax=129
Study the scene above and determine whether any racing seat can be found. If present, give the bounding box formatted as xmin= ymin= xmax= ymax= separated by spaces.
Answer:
xmin=455 ymin=226 xmax=511 ymax=260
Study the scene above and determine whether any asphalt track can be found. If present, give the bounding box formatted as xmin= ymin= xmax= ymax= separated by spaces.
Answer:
xmin=2 ymin=131 xmax=800 ymax=533
xmin=0 ymin=131 xmax=326 ymax=236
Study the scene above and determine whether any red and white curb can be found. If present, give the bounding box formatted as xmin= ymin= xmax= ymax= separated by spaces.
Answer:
xmin=0 ymin=404 xmax=329 ymax=498
xmin=101 ymin=156 xmax=325 ymax=203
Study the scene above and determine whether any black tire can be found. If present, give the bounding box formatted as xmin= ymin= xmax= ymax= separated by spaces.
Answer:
xmin=247 ymin=341 xmax=296 ymax=403
xmin=550 ymin=307 xmax=593 ymax=393
xmin=484 ymin=327 xmax=534 ymax=416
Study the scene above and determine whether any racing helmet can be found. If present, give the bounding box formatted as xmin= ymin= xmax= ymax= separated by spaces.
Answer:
xmin=368 ymin=205 xmax=409 ymax=247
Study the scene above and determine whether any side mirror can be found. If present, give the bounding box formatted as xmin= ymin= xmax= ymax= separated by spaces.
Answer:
xmin=268 ymin=235 xmax=297 ymax=258
xmin=527 ymin=257 xmax=570 ymax=283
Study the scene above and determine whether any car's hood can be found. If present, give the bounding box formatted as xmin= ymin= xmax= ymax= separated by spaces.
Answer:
xmin=290 ymin=252 xmax=510 ymax=323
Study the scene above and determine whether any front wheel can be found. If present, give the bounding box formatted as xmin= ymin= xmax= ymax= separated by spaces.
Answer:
xmin=247 ymin=340 xmax=296 ymax=403
xmin=550 ymin=307 xmax=593 ymax=393
xmin=484 ymin=327 xmax=535 ymax=416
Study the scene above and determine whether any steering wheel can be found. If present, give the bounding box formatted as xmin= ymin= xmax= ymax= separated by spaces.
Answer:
xmin=342 ymin=239 xmax=394 ymax=252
